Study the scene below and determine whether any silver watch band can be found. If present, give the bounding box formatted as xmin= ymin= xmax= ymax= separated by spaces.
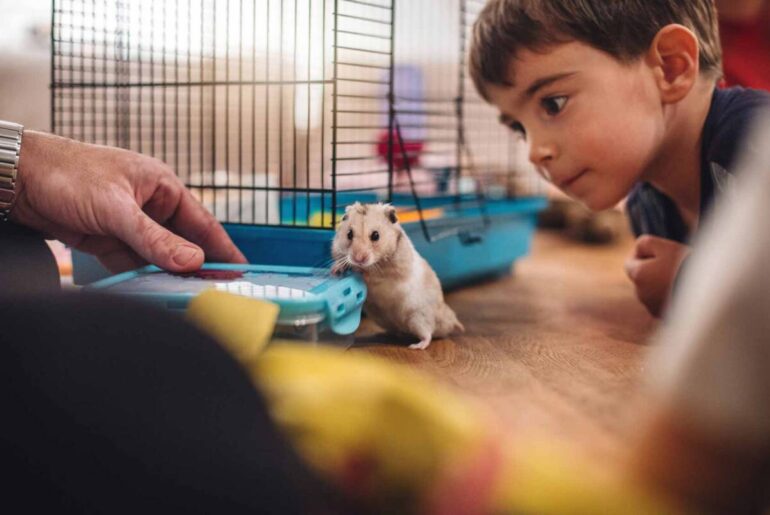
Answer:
xmin=0 ymin=120 xmax=23 ymax=221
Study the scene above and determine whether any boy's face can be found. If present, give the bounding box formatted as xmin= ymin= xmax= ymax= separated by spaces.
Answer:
xmin=486 ymin=41 xmax=666 ymax=210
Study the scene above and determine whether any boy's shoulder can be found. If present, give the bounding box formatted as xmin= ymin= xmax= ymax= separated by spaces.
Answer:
xmin=702 ymin=86 xmax=770 ymax=170
xmin=626 ymin=87 xmax=770 ymax=242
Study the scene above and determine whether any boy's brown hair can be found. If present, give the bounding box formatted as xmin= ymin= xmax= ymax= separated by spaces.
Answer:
xmin=470 ymin=0 xmax=722 ymax=100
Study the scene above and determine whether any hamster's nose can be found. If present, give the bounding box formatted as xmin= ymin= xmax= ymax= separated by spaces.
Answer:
xmin=352 ymin=252 xmax=370 ymax=265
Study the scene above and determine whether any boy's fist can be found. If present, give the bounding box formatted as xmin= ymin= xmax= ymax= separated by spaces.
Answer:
xmin=624 ymin=235 xmax=690 ymax=317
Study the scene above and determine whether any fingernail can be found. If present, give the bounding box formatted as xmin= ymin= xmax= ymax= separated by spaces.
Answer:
xmin=173 ymin=246 xmax=200 ymax=267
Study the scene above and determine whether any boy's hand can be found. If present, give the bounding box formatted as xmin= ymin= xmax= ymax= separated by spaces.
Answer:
xmin=624 ymin=235 xmax=690 ymax=317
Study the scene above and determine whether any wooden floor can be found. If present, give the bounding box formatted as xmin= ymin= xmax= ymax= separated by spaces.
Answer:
xmin=353 ymin=229 xmax=658 ymax=460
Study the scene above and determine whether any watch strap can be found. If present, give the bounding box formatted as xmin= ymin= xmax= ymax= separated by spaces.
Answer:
xmin=0 ymin=120 xmax=23 ymax=221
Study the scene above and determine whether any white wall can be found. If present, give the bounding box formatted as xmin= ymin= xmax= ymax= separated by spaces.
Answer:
xmin=0 ymin=0 xmax=52 ymax=130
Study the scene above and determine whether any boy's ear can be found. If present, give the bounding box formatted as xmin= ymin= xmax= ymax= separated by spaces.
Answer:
xmin=646 ymin=24 xmax=700 ymax=104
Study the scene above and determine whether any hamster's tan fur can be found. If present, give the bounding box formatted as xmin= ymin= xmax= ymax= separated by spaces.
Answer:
xmin=332 ymin=202 xmax=464 ymax=349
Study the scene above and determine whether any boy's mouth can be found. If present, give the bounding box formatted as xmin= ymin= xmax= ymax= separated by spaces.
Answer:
xmin=557 ymin=169 xmax=588 ymax=189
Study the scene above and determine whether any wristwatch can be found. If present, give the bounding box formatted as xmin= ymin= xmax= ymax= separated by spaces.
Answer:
xmin=0 ymin=120 xmax=23 ymax=221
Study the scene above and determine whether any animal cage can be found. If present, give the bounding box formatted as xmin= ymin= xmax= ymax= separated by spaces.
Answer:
xmin=53 ymin=0 xmax=547 ymax=288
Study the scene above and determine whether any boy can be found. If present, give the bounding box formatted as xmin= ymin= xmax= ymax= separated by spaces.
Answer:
xmin=469 ymin=0 xmax=770 ymax=317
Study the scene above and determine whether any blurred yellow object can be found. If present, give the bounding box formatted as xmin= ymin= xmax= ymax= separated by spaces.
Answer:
xmin=187 ymin=290 xmax=680 ymax=514
xmin=308 ymin=211 xmax=333 ymax=228
xmin=187 ymin=293 xmax=495 ymax=508
xmin=186 ymin=289 xmax=279 ymax=364
xmin=490 ymin=443 xmax=681 ymax=515
xmin=251 ymin=344 xmax=496 ymax=511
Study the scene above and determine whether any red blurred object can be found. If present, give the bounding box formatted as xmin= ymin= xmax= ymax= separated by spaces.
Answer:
xmin=719 ymin=16 xmax=770 ymax=91
xmin=376 ymin=129 xmax=424 ymax=170
xmin=173 ymin=270 xmax=245 ymax=280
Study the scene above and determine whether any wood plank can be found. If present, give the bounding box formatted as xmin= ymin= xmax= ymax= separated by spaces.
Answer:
xmin=352 ymin=230 xmax=657 ymax=460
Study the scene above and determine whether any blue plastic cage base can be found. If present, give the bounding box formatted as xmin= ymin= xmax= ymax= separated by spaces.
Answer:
xmin=73 ymin=196 xmax=547 ymax=289
xmin=224 ymin=195 xmax=547 ymax=289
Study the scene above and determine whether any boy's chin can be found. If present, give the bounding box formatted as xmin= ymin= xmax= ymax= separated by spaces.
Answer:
xmin=574 ymin=193 xmax=622 ymax=212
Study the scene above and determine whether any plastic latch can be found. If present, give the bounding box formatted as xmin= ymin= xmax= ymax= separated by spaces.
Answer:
xmin=459 ymin=231 xmax=484 ymax=246
xmin=327 ymin=278 xmax=367 ymax=335
xmin=330 ymin=308 xmax=363 ymax=335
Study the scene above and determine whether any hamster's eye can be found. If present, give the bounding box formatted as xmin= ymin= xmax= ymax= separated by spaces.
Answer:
xmin=347 ymin=229 xmax=354 ymax=240
xmin=370 ymin=231 xmax=380 ymax=242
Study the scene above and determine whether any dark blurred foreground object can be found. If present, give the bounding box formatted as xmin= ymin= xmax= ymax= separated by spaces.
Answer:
xmin=628 ymin=113 xmax=770 ymax=514
xmin=0 ymin=293 xmax=341 ymax=514
xmin=0 ymin=222 xmax=60 ymax=295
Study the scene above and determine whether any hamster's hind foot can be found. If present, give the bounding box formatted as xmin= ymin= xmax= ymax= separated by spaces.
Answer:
xmin=408 ymin=335 xmax=432 ymax=350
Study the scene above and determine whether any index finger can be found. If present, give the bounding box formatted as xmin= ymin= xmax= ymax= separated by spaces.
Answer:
xmin=169 ymin=189 xmax=248 ymax=265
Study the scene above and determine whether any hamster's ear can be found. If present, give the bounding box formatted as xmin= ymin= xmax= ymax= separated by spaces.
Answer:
xmin=342 ymin=213 xmax=348 ymax=221
xmin=386 ymin=205 xmax=398 ymax=224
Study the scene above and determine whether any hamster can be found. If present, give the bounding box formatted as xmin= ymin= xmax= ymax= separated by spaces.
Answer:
xmin=331 ymin=202 xmax=464 ymax=350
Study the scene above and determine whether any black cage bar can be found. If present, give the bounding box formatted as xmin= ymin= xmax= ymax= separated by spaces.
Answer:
xmin=51 ymin=0 xmax=541 ymax=237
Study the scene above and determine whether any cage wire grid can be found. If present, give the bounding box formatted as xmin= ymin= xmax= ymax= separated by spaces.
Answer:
xmin=51 ymin=0 xmax=542 ymax=240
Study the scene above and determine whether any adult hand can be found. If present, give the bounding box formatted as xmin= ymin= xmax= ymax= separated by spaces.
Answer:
xmin=11 ymin=130 xmax=247 ymax=273
xmin=624 ymin=235 xmax=690 ymax=317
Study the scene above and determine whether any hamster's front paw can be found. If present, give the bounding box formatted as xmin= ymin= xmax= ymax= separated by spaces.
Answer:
xmin=330 ymin=262 xmax=349 ymax=276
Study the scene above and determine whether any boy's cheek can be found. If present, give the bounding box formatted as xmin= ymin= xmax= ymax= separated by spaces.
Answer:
xmin=578 ymin=128 xmax=659 ymax=205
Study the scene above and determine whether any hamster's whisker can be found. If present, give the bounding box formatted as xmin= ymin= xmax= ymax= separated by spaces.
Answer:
xmin=311 ymin=257 xmax=337 ymax=276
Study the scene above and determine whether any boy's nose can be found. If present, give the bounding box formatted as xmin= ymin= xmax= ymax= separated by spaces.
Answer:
xmin=529 ymin=142 xmax=555 ymax=169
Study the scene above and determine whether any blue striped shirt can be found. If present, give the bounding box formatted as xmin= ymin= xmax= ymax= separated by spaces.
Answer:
xmin=626 ymin=87 xmax=770 ymax=243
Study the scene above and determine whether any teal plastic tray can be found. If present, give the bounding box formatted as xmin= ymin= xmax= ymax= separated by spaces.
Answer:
xmin=86 ymin=263 xmax=367 ymax=336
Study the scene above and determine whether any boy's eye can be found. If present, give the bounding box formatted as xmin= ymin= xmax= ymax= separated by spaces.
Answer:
xmin=370 ymin=231 xmax=380 ymax=242
xmin=347 ymin=229 xmax=354 ymax=240
xmin=541 ymin=96 xmax=567 ymax=116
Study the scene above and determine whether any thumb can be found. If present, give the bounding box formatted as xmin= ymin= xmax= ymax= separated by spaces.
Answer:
xmin=624 ymin=257 xmax=642 ymax=281
xmin=634 ymin=235 xmax=664 ymax=259
xmin=119 ymin=206 xmax=205 ymax=271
